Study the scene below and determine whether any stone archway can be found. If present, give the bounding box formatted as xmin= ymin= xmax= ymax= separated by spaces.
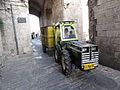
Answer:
xmin=29 ymin=0 xmax=87 ymax=40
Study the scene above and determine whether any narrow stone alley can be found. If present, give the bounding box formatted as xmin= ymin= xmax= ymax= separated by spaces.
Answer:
xmin=0 ymin=38 xmax=120 ymax=90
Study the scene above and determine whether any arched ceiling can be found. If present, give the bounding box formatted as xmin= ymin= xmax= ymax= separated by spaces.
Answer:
xmin=29 ymin=0 xmax=45 ymax=17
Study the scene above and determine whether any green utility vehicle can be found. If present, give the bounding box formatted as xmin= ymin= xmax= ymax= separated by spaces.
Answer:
xmin=41 ymin=21 xmax=99 ymax=76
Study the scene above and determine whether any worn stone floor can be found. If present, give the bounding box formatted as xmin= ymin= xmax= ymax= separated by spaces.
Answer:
xmin=0 ymin=38 xmax=120 ymax=90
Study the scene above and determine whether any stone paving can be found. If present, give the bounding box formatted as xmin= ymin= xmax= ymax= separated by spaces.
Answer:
xmin=0 ymin=38 xmax=120 ymax=90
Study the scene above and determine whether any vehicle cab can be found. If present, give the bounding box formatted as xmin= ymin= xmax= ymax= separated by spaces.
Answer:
xmin=55 ymin=21 xmax=78 ymax=44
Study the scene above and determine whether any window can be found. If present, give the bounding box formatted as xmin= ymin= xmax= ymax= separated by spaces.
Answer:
xmin=62 ymin=25 xmax=76 ymax=39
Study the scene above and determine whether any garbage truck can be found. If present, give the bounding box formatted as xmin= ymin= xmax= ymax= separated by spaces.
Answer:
xmin=40 ymin=21 xmax=99 ymax=76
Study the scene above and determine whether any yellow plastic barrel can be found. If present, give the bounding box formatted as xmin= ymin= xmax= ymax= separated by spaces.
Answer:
xmin=40 ymin=26 xmax=55 ymax=49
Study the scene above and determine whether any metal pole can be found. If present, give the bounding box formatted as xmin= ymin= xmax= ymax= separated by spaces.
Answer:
xmin=10 ymin=4 xmax=19 ymax=55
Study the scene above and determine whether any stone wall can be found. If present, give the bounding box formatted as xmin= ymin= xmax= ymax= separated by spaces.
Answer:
xmin=88 ymin=0 xmax=97 ymax=42
xmin=43 ymin=0 xmax=64 ymax=26
xmin=88 ymin=0 xmax=120 ymax=70
xmin=43 ymin=0 xmax=84 ymax=40
xmin=63 ymin=0 xmax=83 ymax=40
xmin=10 ymin=0 xmax=32 ymax=54
xmin=0 ymin=18 xmax=4 ymax=65
xmin=0 ymin=0 xmax=32 ymax=58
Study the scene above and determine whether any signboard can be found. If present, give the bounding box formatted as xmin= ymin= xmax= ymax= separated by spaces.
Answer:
xmin=17 ymin=17 xmax=26 ymax=23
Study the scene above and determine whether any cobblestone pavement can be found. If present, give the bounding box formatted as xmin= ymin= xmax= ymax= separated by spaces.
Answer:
xmin=0 ymin=38 xmax=120 ymax=90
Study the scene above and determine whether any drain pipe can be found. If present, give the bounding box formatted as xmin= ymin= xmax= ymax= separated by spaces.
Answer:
xmin=10 ymin=4 xmax=19 ymax=55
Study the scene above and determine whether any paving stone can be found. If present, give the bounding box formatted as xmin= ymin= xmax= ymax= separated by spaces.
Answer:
xmin=0 ymin=38 xmax=120 ymax=90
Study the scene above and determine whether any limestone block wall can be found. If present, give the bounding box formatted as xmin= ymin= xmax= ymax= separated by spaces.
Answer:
xmin=0 ymin=0 xmax=32 ymax=57
xmin=63 ymin=0 xmax=83 ymax=40
xmin=88 ymin=0 xmax=97 ymax=42
xmin=0 ymin=1 xmax=17 ymax=56
xmin=43 ymin=0 xmax=84 ymax=40
xmin=43 ymin=0 xmax=64 ymax=26
xmin=88 ymin=0 xmax=120 ymax=70
xmin=10 ymin=0 xmax=32 ymax=54
xmin=52 ymin=0 xmax=64 ymax=24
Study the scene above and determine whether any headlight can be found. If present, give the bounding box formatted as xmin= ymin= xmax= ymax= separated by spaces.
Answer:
xmin=92 ymin=46 xmax=98 ymax=52
xmin=92 ymin=47 xmax=96 ymax=51
xmin=82 ymin=48 xmax=87 ymax=52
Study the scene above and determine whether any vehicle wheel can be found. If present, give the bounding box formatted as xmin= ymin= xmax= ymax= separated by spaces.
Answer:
xmin=61 ymin=50 xmax=72 ymax=76
xmin=54 ymin=48 xmax=61 ymax=63
xmin=42 ymin=45 xmax=46 ymax=53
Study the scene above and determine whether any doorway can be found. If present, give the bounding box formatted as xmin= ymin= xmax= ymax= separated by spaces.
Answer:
xmin=29 ymin=14 xmax=41 ymax=53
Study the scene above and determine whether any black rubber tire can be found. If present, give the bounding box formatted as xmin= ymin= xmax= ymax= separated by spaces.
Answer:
xmin=61 ymin=50 xmax=72 ymax=76
xmin=54 ymin=48 xmax=61 ymax=63
xmin=42 ymin=45 xmax=46 ymax=53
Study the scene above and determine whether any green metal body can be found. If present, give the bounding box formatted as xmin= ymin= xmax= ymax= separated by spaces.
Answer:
xmin=54 ymin=21 xmax=99 ymax=71
xmin=40 ymin=21 xmax=99 ymax=71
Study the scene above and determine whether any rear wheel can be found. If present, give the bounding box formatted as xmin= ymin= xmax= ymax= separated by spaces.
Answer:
xmin=54 ymin=48 xmax=61 ymax=63
xmin=61 ymin=50 xmax=72 ymax=76
xmin=42 ymin=44 xmax=46 ymax=53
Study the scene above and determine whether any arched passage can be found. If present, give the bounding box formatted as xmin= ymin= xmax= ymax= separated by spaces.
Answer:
xmin=29 ymin=0 xmax=89 ymax=41
xmin=29 ymin=14 xmax=40 ymax=39
xmin=0 ymin=0 xmax=90 ymax=58
xmin=29 ymin=0 xmax=45 ymax=27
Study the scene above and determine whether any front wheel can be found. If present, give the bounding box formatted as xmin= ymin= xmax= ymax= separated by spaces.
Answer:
xmin=61 ymin=50 xmax=72 ymax=76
